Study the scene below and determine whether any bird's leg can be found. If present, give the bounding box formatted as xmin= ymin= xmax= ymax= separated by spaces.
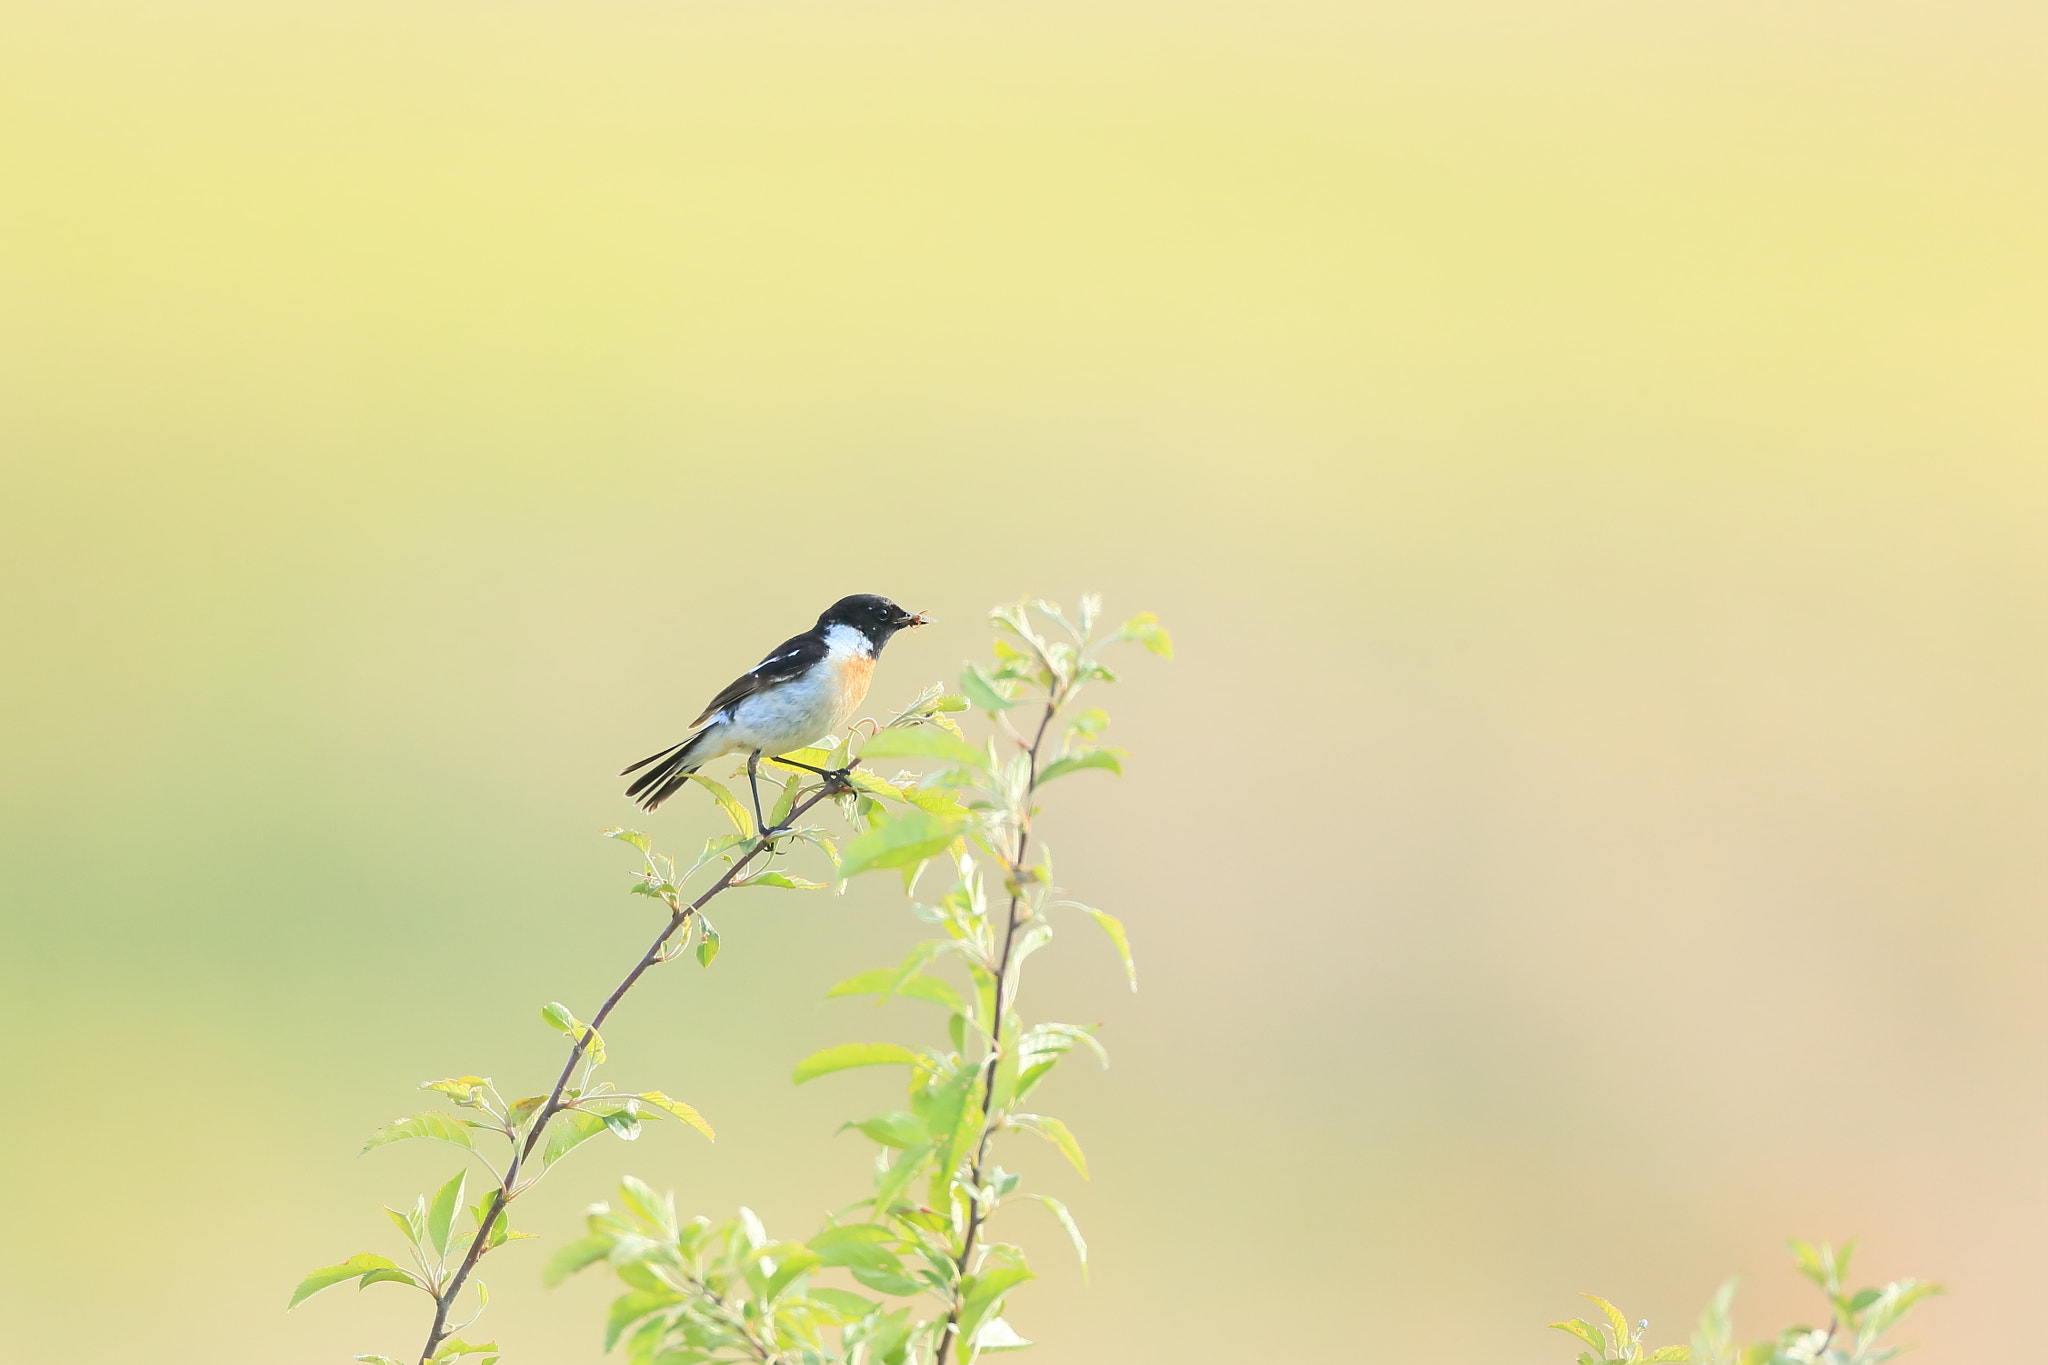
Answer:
xmin=745 ymin=751 xmax=778 ymax=840
xmin=770 ymin=754 xmax=858 ymax=795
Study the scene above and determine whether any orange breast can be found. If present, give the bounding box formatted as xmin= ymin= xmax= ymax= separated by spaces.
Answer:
xmin=832 ymin=652 xmax=875 ymax=722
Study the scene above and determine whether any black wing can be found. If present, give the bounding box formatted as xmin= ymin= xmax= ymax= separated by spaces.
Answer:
xmin=619 ymin=629 xmax=829 ymax=796
xmin=686 ymin=630 xmax=827 ymax=728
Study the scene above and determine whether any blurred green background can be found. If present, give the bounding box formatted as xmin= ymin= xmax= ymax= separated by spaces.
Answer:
xmin=3 ymin=2 xmax=2044 ymax=1359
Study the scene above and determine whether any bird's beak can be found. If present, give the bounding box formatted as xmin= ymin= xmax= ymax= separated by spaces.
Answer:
xmin=897 ymin=610 xmax=932 ymax=629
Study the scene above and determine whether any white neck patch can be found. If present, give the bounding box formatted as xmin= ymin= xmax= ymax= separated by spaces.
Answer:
xmin=823 ymin=622 xmax=875 ymax=657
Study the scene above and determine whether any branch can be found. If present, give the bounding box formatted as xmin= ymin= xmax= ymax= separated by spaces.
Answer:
xmin=415 ymin=774 xmax=855 ymax=1365
xmin=935 ymin=702 xmax=1057 ymax=1365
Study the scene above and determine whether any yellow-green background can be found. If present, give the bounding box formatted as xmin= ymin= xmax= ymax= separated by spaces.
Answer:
xmin=3 ymin=2 xmax=2044 ymax=1359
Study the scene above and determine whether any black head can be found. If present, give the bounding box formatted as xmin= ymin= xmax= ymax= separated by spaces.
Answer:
xmin=816 ymin=594 xmax=929 ymax=649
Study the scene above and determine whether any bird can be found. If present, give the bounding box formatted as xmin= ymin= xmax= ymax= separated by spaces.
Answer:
xmin=622 ymin=594 xmax=929 ymax=831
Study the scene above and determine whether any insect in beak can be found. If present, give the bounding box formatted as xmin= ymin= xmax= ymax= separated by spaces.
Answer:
xmin=897 ymin=610 xmax=932 ymax=629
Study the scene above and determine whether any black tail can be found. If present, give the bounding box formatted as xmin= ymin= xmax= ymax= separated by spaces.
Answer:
xmin=622 ymin=734 xmax=708 ymax=811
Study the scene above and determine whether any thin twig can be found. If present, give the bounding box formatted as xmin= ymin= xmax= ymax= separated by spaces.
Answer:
xmin=414 ymin=774 xmax=855 ymax=1365
xmin=935 ymin=702 xmax=1057 ymax=1365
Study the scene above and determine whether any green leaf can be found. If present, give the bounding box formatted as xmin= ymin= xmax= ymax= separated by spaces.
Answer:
xmin=959 ymin=1265 xmax=1034 ymax=1341
xmin=742 ymin=870 xmax=828 ymax=890
xmin=1024 ymin=1193 xmax=1087 ymax=1278
xmin=863 ymin=1308 xmax=916 ymax=1365
xmin=960 ymin=662 xmax=1016 ymax=712
xmin=825 ymin=967 xmax=967 ymax=1015
xmin=421 ymin=1075 xmax=490 ymax=1105
xmin=542 ymin=1234 xmax=611 ymax=1287
xmin=606 ymin=827 xmax=652 ymax=854
xmin=1036 ymin=750 xmax=1122 ymax=784
xmin=427 ymin=1169 xmax=468 ymax=1257
xmin=600 ymin=1107 xmax=643 ymax=1141
xmin=357 ymin=1267 xmax=425 ymax=1291
xmin=838 ymin=809 xmax=963 ymax=880
xmin=858 ymin=727 xmax=986 ymax=770
xmin=637 ymin=1090 xmax=716 ymax=1141
xmin=685 ymin=773 xmax=755 ymax=834
xmin=1551 ymin=1319 xmax=1607 ymax=1353
xmin=869 ymin=1142 xmax=933 ymax=1222
xmin=696 ymin=920 xmax=720 ymax=968
xmin=504 ymin=1096 xmax=547 ymax=1129
xmin=763 ymin=1246 xmax=821 ymax=1300
xmin=792 ymin=1042 xmax=921 ymax=1085
xmin=808 ymin=1286 xmax=880 ymax=1318
xmin=428 ymin=1340 xmax=499 ymax=1361
xmin=1646 ymin=1348 xmax=1691 ymax=1362
xmin=361 ymin=1111 xmax=476 ymax=1157
xmin=975 ymin=1317 xmax=1034 ymax=1351
xmin=1583 ymin=1296 xmax=1632 ymax=1353
xmin=540 ymin=1002 xmax=606 ymax=1064
xmin=604 ymin=1290 xmax=682 ymax=1352
xmin=851 ymin=1111 xmax=929 ymax=1148
xmin=1011 ymin=1113 xmax=1088 ymax=1179
xmin=356 ymin=1356 xmax=408 ymax=1364
xmin=542 ymin=1109 xmax=609 ymax=1168
xmin=288 ymin=1253 xmax=402 ymax=1309
xmin=810 ymin=1225 xmax=911 ymax=1290
xmin=1118 ymin=611 xmax=1173 ymax=658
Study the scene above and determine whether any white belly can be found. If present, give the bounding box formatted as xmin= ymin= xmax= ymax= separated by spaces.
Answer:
xmin=723 ymin=670 xmax=849 ymax=755
xmin=715 ymin=628 xmax=875 ymax=758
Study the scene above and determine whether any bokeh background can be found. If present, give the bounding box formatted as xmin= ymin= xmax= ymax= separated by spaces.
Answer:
xmin=4 ymin=2 xmax=2045 ymax=1360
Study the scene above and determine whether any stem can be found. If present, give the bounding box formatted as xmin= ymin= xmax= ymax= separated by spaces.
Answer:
xmin=935 ymin=701 xmax=1057 ymax=1365
xmin=415 ymin=775 xmax=854 ymax=1365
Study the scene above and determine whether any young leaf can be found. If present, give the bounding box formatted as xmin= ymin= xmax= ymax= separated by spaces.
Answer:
xmin=539 ymin=1002 xmax=606 ymax=1064
xmin=1057 ymin=899 xmax=1137 ymax=990
xmin=696 ymin=920 xmax=720 ymax=968
xmin=605 ymin=827 xmax=652 ymax=854
xmin=1583 ymin=1296 xmax=1632 ymax=1354
xmin=543 ymin=1234 xmax=611 ymax=1287
xmin=1011 ymin=1113 xmax=1089 ymax=1179
xmin=858 ymin=727 xmax=987 ymax=770
xmin=288 ymin=1253 xmax=403 ymax=1309
xmin=421 ymin=1076 xmax=490 ymax=1106
xmin=600 ymin=1108 xmax=643 ymax=1141
xmin=1023 ymin=1193 xmax=1088 ymax=1279
xmin=1118 ymin=611 xmax=1173 ymax=658
xmin=958 ymin=1265 xmax=1035 ymax=1341
xmin=604 ymin=1289 xmax=681 ymax=1352
xmin=504 ymin=1096 xmax=547 ymax=1129
xmin=360 ymin=1111 xmax=476 ymax=1157
xmin=637 ymin=1090 xmax=716 ymax=1141
xmin=1551 ymin=1319 xmax=1607 ymax=1353
xmin=808 ymin=1286 xmax=881 ymax=1319
xmin=792 ymin=1042 xmax=921 ymax=1084
xmin=869 ymin=1142 xmax=934 ymax=1222
xmin=850 ymin=1111 xmax=930 ymax=1148
xmin=837 ymin=809 xmax=965 ymax=879
xmin=427 ymin=1169 xmax=469 ymax=1257
xmin=685 ymin=773 xmax=755 ymax=835
xmin=357 ymin=1267 xmax=426 ymax=1292
xmin=960 ymin=662 xmax=1016 ymax=712
xmin=541 ymin=1109 xmax=609 ymax=1168
xmin=975 ymin=1317 xmax=1035 ymax=1351
xmin=1036 ymin=750 xmax=1122 ymax=784
xmin=741 ymin=870 xmax=828 ymax=890
xmin=763 ymin=1246 xmax=821 ymax=1300
xmin=825 ymin=967 xmax=967 ymax=1015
